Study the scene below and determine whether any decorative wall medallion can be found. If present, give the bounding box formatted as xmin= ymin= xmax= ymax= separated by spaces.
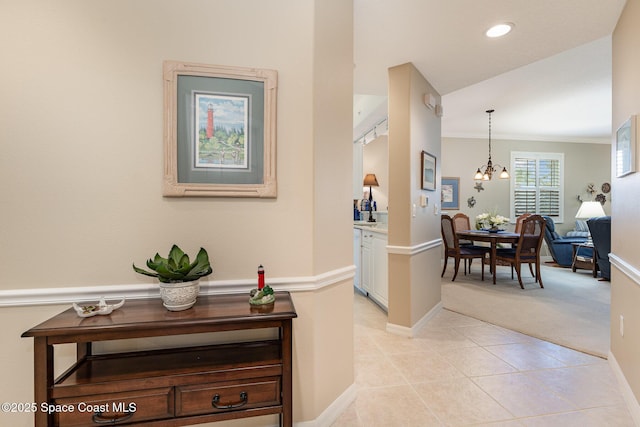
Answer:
xmin=602 ymin=182 xmax=611 ymax=193
xmin=595 ymin=193 xmax=606 ymax=205
xmin=467 ymin=196 xmax=476 ymax=208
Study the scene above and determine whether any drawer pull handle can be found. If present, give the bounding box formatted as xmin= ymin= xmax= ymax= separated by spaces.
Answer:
xmin=91 ymin=411 xmax=134 ymax=424
xmin=212 ymin=391 xmax=248 ymax=409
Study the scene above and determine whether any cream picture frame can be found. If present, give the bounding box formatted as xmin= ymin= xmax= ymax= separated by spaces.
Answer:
xmin=163 ymin=61 xmax=277 ymax=197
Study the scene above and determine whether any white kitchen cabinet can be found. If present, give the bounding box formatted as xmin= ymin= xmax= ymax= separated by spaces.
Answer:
xmin=371 ymin=232 xmax=388 ymax=308
xmin=353 ymin=228 xmax=362 ymax=290
xmin=361 ymin=231 xmax=373 ymax=294
xmin=356 ymin=228 xmax=388 ymax=310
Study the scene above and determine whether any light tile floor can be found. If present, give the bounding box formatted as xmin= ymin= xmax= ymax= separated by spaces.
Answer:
xmin=332 ymin=291 xmax=635 ymax=426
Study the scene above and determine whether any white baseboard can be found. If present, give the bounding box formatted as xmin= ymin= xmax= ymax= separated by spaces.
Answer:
xmin=386 ymin=301 xmax=443 ymax=337
xmin=608 ymin=351 xmax=640 ymax=425
xmin=295 ymin=383 xmax=357 ymax=427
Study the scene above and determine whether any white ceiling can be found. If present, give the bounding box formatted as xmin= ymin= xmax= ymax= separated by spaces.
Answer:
xmin=353 ymin=0 xmax=627 ymax=144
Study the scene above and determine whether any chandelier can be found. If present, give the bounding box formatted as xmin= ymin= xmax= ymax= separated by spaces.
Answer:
xmin=474 ymin=109 xmax=509 ymax=181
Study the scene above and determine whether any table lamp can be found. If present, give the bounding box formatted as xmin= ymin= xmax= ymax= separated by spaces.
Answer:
xmin=363 ymin=173 xmax=379 ymax=222
xmin=575 ymin=201 xmax=605 ymax=244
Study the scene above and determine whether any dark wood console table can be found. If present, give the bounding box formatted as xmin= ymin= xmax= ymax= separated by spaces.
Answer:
xmin=22 ymin=292 xmax=297 ymax=427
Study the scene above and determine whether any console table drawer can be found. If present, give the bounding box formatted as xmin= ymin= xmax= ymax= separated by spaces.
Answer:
xmin=176 ymin=377 xmax=281 ymax=416
xmin=54 ymin=387 xmax=174 ymax=426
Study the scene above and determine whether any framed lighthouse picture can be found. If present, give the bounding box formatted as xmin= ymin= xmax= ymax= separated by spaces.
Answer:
xmin=163 ymin=61 xmax=277 ymax=197
xmin=194 ymin=93 xmax=249 ymax=169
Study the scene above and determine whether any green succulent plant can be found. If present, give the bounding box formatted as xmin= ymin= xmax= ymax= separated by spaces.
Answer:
xmin=133 ymin=245 xmax=212 ymax=283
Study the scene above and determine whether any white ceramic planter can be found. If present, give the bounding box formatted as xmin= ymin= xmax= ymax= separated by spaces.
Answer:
xmin=158 ymin=279 xmax=200 ymax=311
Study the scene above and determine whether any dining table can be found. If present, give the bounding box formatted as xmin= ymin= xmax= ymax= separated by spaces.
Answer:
xmin=456 ymin=229 xmax=520 ymax=284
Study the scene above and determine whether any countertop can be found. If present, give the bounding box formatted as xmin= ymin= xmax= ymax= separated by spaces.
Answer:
xmin=353 ymin=222 xmax=388 ymax=234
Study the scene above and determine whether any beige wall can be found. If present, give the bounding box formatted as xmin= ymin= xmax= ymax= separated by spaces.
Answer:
xmin=0 ymin=0 xmax=318 ymax=286
xmin=441 ymin=138 xmax=611 ymax=234
xmin=387 ymin=63 xmax=442 ymax=328
xmin=0 ymin=1 xmax=354 ymax=425
xmin=308 ymin=0 xmax=355 ymax=416
xmin=611 ymin=0 xmax=640 ymax=405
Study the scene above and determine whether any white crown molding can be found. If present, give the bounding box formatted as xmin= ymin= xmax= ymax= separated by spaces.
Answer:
xmin=386 ymin=238 xmax=442 ymax=256
xmin=0 ymin=266 xmax=356 ymax=307
xmin=442 ymin=133 xmax=611 ymax=144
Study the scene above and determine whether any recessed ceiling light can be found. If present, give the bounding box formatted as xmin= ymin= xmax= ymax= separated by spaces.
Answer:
xmin=486 ymin=23 xmax=514 ymax=38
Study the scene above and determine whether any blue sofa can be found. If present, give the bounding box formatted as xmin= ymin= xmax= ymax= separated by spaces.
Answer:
xmin=588 ymin=216 xmax=611 ymax=280
xmin=542 ymin=216 xmax=589 ymax=267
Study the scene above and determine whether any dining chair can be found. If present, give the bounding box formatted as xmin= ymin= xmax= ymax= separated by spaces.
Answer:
xmin=515 ymin=213 xmax=532 ymax=233
xmin=441 ymin=215 xmax=488 ymax=281
xmin=513 ymin=213 xmax=534 ymax=276
xmin=452 ymin=212 xmax=473 ymax=273
xmin=495 ymin=214 xmax=546 ymax=289
xmin=452 ymin=213 xmax=473 ymax=233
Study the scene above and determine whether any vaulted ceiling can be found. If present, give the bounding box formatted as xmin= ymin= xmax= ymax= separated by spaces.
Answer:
xmin=353 ymin=0 xmax=627 ymax=144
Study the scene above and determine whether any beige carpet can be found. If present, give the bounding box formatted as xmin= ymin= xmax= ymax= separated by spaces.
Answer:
xmin=441 ymin=262 xmax=610 ymax=358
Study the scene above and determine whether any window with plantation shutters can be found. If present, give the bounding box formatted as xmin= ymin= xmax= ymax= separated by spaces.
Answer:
xmin=510 ymin=152 xmax=564 ymax=223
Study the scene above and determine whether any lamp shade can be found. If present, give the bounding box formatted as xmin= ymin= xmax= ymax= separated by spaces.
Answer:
xmin=363 ymin=174 xmax=379 ymax=186
xmin=575 ymin=201 xmax=605 ymax=219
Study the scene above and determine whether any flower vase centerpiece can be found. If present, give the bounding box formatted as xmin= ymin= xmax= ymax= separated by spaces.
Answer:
xmin=475 ymin=211 xmax=509 ymax=232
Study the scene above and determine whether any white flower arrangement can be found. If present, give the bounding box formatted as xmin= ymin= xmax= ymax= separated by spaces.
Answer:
xmin=475 ymin=212 xmax=510 ymax=230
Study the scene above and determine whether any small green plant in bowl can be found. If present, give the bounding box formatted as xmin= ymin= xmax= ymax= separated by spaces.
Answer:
xmin=133 ymin=245 xmax=212 ymax=311
xmin=133 ymin=245 xmax=212 ymax=283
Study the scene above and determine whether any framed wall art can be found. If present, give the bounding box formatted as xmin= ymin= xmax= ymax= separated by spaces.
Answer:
xmin=441 ymin=177 xmax=460 ymax=210
xmin=615 ymin=114 xmax=636 ymax=178
xmin=163 ymin=61 xmax=277 ymax=197
xmin=421 ymin=151 xmax=436 ymax=191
